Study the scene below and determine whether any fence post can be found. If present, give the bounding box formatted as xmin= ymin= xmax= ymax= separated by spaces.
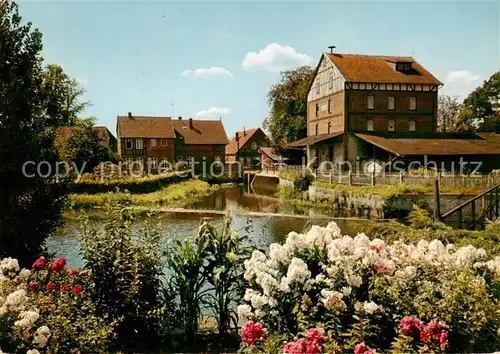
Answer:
xmin=371 ymin=171 xmax=375 ymax=186
xmin=488 ymin=173 xmax=492 ymax=187
xmin=329 ymin=170 xmax=333 ymax=184
xmin=348 ymin=170 xmax=352 ymax=185
xmin=399 ymin=171 xmax=404 ymax=184
xmin=433 ymin=178 xmax=441 ymax=220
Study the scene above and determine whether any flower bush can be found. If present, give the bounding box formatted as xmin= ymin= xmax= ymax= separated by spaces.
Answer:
xmin=238 ymin=222 xmax=500 ymax=353
xmin=0 ymin=256 xmax=115 ymax=353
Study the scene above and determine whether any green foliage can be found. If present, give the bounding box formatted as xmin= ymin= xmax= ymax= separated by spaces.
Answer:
xmin=79 ymin=202 xmax=167 ymax=350
xmin=70 ymin=180 xmax=231 ymax=209
xmin=64 ymin=126 xmax=115 ymax=174
xmin=199 ymin=216 xmax=253 ymax=336
xmin=263 ymin=66 xmax=315 ymax=145
xmin=0 ymin=1 xmax=68 ymax=266
xmin=437 ymin=94 xmax=475 ymax=132
xmin=41 ymin=63 xmax=89 ymax=127
xmin=463 ymin=70 xmax=500 ymax=132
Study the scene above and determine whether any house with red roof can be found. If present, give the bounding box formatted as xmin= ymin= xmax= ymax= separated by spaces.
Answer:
xmin=117 ymin=113 xmax=228 ymax=173
xmin=286 ymin=48 xmax=500 ymax=172
xmin=55 ymin=126 xmax=117 ymax=153
xmin=225 ymin=127 xmax=270 ymax=168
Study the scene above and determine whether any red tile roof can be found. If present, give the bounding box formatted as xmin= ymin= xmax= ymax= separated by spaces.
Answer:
xmin=55 ymin=126 xmax=115 ymax=147
xmin=355 ymin=133 xmax=500 ymax=156
xmin=225 ymin=128 xmax=261 ymax=155
xmin=117 ymin=116 xmax=175 ymax=138
xmin=260 ymin=147 xmax=282 ymax=162
xmin=325 ymin=53 xmax=442 ymax=85
xmin=172 ymin=119 xmax=228 ymax=145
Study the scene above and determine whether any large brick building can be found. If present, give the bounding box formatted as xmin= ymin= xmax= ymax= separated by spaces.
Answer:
xmin=117 ymin=114 xmax=228 ymax=173
xmin=287 ymin=49 xmax=500 ymax=172
xmin=225 ymin=128 xmax=270 ymax=168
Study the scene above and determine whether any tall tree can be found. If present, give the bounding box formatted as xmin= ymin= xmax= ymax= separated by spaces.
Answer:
xmin=437 ymin=94 xmax=474 ymax=132
xmin=41 ymin=63 xmax=90 ymax=126
xmin=0 ymin=1 xmax=67 ymax=265
xmin=463 ymin=71 xmax=500 ymax=132
xmin=263 ymin=65 xmax=314 ymax=146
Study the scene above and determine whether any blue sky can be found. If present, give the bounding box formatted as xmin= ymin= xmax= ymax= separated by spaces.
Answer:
xmin=19 ymin=1 xmax=499 ymax=138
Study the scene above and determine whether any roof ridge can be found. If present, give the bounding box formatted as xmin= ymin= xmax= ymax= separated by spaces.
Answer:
xmin=325 ymin=52 xmax=413 ymax=59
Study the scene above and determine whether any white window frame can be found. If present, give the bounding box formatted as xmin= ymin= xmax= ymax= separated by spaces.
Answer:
xmin=388 ymin=120 xmax=395 ymax=132
xmin=135 ymin=138 xmax=143 ymax=150
xmin=328 ymin=72 xmax=333 ymax=89
xmin=125 ymin=158 xmax=133 ymax=166
xmin=161 ymin=139 xmax=167 ymax=146
xmin=409 ymin=96 xmax=417 ymax=111
xmin=367 ymin=119 xmax=374 ymax=132
xmin=251 ymin=141 xmax=258 ymax=150
xmin=151 ymin=139 xmax=157 ymax=147
xmin=215 ymin=156 xmax=221 ymax=162
xmin=388 ymin=96 xmax=395 ymax=110
xmin=409 ymin=120 xmax=416 ymax=132
xmin=125 ymin=139 xmax=133 ymax=150
xmin=149 ymin=157 xmax=158 ymax=169
xmin=367 ymin=96 xmax=375 ymax=110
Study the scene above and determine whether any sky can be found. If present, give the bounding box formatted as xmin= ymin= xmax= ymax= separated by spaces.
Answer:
xmin=18 ymin=0 xmax=500 ymax=138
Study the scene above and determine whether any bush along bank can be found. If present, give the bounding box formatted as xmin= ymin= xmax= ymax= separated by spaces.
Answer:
xmin=70 ymin=170 xmax=192 ymax=194
xmin=69 ymin=179 xmax=233 ymax=210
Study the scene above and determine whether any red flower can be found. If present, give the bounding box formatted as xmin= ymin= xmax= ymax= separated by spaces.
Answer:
xmin=72 ymin=285 xmax=83 ymax=295
xmin=421 ymin=320 xmax=448 ymax=349
xmin=66 ymin=268 xmax=79 ymax=277
xmin=399 ymin=316 xmax=424 ymax=339
xmin=32 ymin=256 xmax=46 ymax=270
xmin=27 ymin=281 xmax=39 ymax=293
xmin=305 ymin=328 xmax=325 ymax=345
xmin=46 ymin=282 xmax=56 ymax=291
xmin=375 ymin=264 xmax=386 ymax=273
xmin=60 ymin=283 xmax=70 ymax=292
xmin=354 ymin=343 xmax=376 ymax=354
xmin=240 ymin=321 xmax=267 ymax=346
xmin=369 ymin=245 xmax=381 ymax=253
xmin=50 ymin=257 xmax=66 ymax=272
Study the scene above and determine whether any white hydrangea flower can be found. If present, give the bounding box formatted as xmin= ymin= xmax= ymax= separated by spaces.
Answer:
xmin=237 ymin=304 xmax=253 ymax=324
xmin=14 ymin=310 xmax=39 ymax=329
xmin=0 ymin=257 xmax=20 ymax=273
xmin=345 ymin=273 xmax=363 ymax=287
xmin=320 ymin=289 xmax=346 ymax=311
xmin=363 ymin=301 xmax=381 ymax=315
xmin=4 ymin=289 xmax=28 ymax=311
xmin=19 ymin=269 xmax=31 ymax=280
xmin=27 ymin=350 xmax=41 ymax=354
xmin=340 ymin=286 xmax=352 ymax=296
xmin=286 ymin=258 xmax=311 ymax=284
xmin=32 ymin=325 xmax=50 ymax=348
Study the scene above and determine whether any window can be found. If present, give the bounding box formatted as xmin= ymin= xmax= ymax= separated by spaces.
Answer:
xmin=328 ymin=99 xmax=331 ymax=113
xmin=367 ymin=96 xmax=375 ymax=110
xmin=135 ymin=138 xmax=143 ymax=149
xmin=328 ymin=122 xmax=331 ymax=134
xmin=409 ymin=120 xmax=416 ymax=132
xmin=367 ymin=119 xmax=374 ymax=131
xmin=161 ymin=139 xmax=168 ymax=146
xmin=409 ymin=96 xmax=417 ymax=111
xmin=149 ymin=157 xmax=157 ymax=169
xmin=388 ymin=120 xmax=395 ymax=132
xmin=151 ymin=139 xmax=157 ymax=147
xmin=328 ymin=72 xmax=333 ymax=89
xmin=315 ymin=104 xmax=319 ymax=117
xmin=125 ymin=157 xmax=133 ymax=165
xmin=396 ymin=62 xmax=412 ymax=72
xmin=125 ymin=139 xmax=133 ymax=150
xmin=388 ymin=96 xmax=395 ymax=110
xmin=251 ymin=141 xmax=258 ymax=150
xmin=160 ymin=158 xmax=169 ymax=168
xmin=215 ymin=156 xmax=221 ymax=162
xmin=316 ymin=79 xmax=320 ymax=94
xmin=315 ymin=124 xmax=319 ymax=136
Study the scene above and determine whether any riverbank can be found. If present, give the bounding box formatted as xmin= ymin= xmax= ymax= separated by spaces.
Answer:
xmin=69 ymin=179 xmax=234 ymax=210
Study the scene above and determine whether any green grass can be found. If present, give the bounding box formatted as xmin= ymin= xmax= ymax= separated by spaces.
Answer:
xmin=69 ymin=180 xmax=233 ymax=210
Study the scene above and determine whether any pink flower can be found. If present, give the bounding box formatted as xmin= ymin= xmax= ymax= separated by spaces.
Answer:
xmin=354 ymin=343 xmax=376 ymax=354
xmin=27 ymin=281 xmax=39 ymax=293
xmin=46 ymin=282 xmax=56 ymax=291
xmin=284 ymin=338 xmax=308 ymax=354
xmin=421 ymin=320 xmax=448 ymax=349
xmin=369 ymin=245 xmax=381 ymax=253
xmin=399 ymin=316 xmax=424 ymax=339
xmin=32 ymin=256 xmax=46 ymax=270
xmin=283 ymin=329 xmax=325 ymax=354
xmin=66 ymin=268 xmax=79 ymax=277
xmin=305 ymin=327 xmax=325 ymax=345
xmin=50 ymin=257 xmax=66 ymax=272
xmin=375 ymin=264 xmax=386 ymax=273
xmin=72 ymin=285 xmax=83 ymax=295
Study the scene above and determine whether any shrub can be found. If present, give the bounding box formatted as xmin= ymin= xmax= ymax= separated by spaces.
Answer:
xmin=79 ymin=202 xmax=167 ymax=350
xmin=238 ymin=222 xmax=500 ymax=352
xmin=0 ymin=256 xmax=115 ymax=353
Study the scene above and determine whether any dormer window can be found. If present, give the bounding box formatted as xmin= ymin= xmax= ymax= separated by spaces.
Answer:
xmin=396 ymin=62 xmax=412 ymax=72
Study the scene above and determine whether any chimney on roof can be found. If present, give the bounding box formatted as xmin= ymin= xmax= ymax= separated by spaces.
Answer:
xmin=128 ymin=112 xmax=132 ymax=118
xmin=235 ymin=132 xmax=239 ymax=141
xmin=178 ymin=116 xmax=182 ymax=120
xmin=328 ymin=45 xmax=336 ymax=54
xmin=189 ymin=118 xmax=193 ymax=129
xmin=243 ymin=127 xmax=246 ymax=136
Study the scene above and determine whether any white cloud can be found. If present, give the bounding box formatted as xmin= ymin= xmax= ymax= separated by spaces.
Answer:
xmin=195 ymin=107 xmax=231 ymax=118
xmin=446 ymin=70 xmax=480 ymax=83
xmin=180 ymin=66 xmax=233 ymax=77
xmin=242 ymin=43 xmax=313 ymax=71
xmin=76 ymin=77 xmax=89 ymax=86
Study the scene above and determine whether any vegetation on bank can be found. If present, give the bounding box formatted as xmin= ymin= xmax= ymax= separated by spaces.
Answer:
xmin=69 ymin=180 xmax=232 ymax=210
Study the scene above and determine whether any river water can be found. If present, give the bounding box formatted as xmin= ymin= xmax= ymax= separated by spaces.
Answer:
xmin=46 ymin=185 xmax=375 ymax=267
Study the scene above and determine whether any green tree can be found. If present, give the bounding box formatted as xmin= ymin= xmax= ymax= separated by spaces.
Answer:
xmin=264 ymin=65 xmax=314 ymax=146
xmin=0 ymin=1 xmax=67 ymax=265
xmin=41 ymin=63 xmax=90 ymax=126
xmin=463 ymin=71 xmax=500 ymax=132
xmin=437 ymin=94 xmax=474 ymax=132
xmin=65 ymin=126 xmax=115 ymax=174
